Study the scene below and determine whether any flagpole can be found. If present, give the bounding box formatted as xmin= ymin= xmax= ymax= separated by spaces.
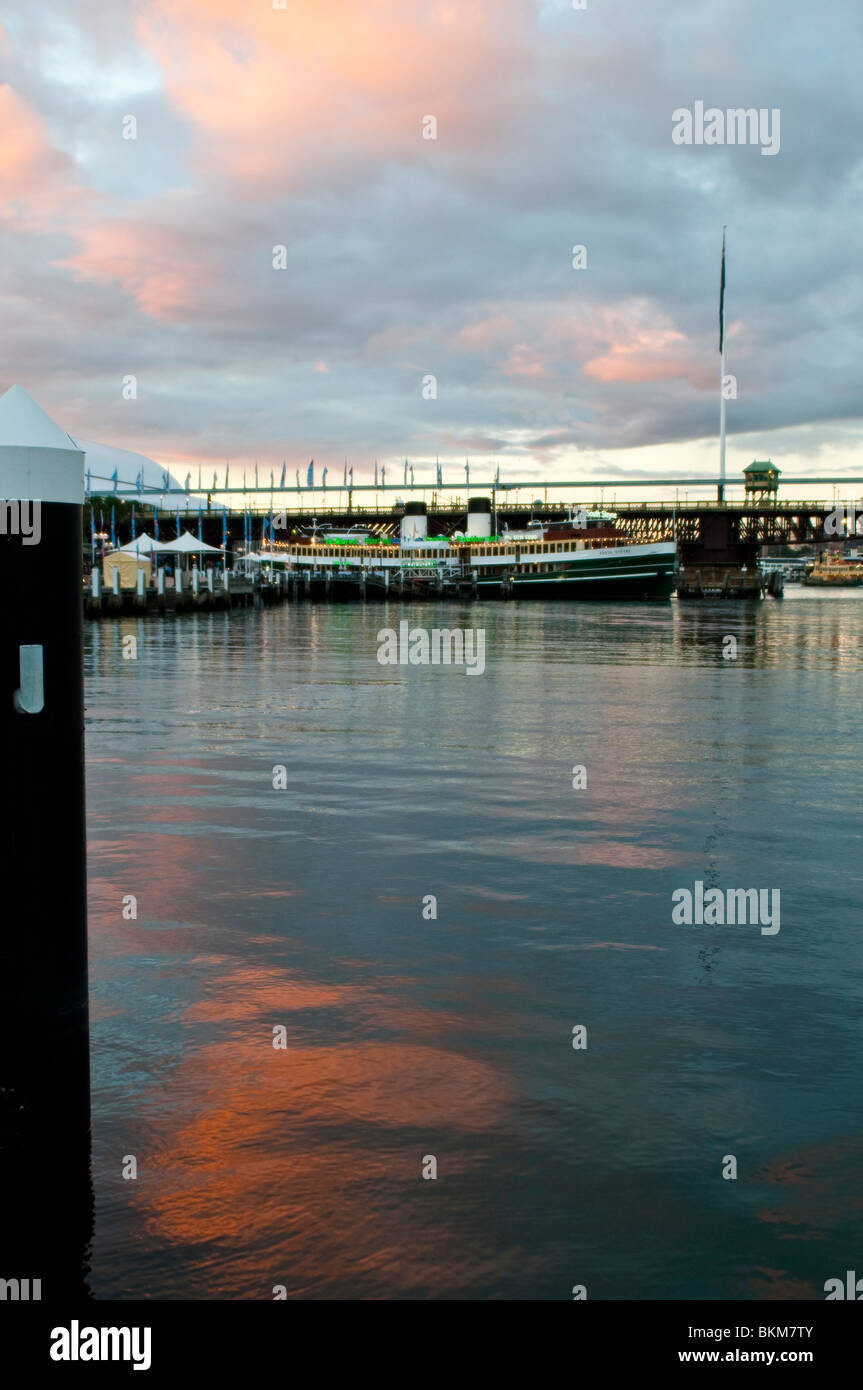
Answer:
xmin=718 ymin=226 xmax=727 ymax=504
xmin=719 ymin=341 xmax=726 ymax=504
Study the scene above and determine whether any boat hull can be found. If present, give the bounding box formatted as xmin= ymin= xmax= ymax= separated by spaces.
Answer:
xmin=478 ymin=546 xmax=676 ymax=600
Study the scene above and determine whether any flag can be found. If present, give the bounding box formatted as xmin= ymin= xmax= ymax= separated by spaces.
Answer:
xmin=162 ymin=470 xmax=170 ymax=491
xmin=381 ymin=465 xmax=386 ymax=486
xmin=111 ymin=468 xmax=119 ymax=492
xmin=110 ymin=505 xmax=116 ymax=548
xmin=719 ymin=228 xmax=726 ymax=354
xmin=436 ymin=459 xmax=442 ymax=486
xmin=495 ymin=463 xmax=500 ymax=485
xmin=154 ymin=506 xmax=159 ymax=540
xmin=374 ymin=459 xmax=379 ymax=486
xmin=198 ymin=505 xmax=203 ymax=542
xmin=224 ymin=464 xmax=229 ymax=488
xmin=280 ymin=461 xmax=286 ymax=488
xmin=465 ymin=459 xmax=470 ymax=488
xmin=86 ymin=468 xmax=91 ymax=494
xmin=322 ymin=466 xmax=328 ymax=488
xmin=213 ymin=472 xmax=217 ymax=491
xmin=296 ymin=469 xmax=300 ymax=489
xmin=307 ymin=460 xmax=314 ymax=487
xmin=197 ymin=466 xmax=202 ymax=492
xmin=185 ymin=472 xmax=191 ymax=493
xmin=348 ymin=465 xmax=353 ymax=486
xmin=343 ymin=460 xmax=347 ymax=488
xmin=176 ymin=507 xmax=181 ymax=538
xmin=410 ymin=465 xmax=414 ymax=486
xmin=131 ymin=505 xmax=136 ymax=541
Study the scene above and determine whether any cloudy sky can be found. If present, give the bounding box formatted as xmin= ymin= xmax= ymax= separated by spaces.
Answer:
xmin=1 ymin=0 xmax=861 ymax=495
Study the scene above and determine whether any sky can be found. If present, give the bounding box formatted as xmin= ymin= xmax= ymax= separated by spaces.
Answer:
xmin=1 ymin=0 xmax=862 ymax=498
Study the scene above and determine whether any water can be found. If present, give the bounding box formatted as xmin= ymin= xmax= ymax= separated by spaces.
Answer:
xmin=83 ymin=591 xmax=863 ymax=1300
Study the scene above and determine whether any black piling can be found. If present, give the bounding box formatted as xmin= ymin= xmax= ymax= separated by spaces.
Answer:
xmin=0 ymin=386 xmax=92 ymax=1301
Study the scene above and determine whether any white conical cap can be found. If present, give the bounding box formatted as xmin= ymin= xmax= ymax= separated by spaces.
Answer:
xmin=0 ymin=385 xmax=85 ymax=502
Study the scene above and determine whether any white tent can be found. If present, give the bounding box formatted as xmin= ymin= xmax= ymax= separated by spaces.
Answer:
xmin=0 ymin=384 xmax=83 ymax=503
xmin=118 ymin=532 xmax=167 ymax=554
xmin=157 ymin=530 xmax=223 ymax=554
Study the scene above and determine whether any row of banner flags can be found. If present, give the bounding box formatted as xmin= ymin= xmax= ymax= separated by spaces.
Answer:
xmin=90 ymin=501 xmax=246 ymax=551
xmin=86 ymin=458 xmax=500 ymax=495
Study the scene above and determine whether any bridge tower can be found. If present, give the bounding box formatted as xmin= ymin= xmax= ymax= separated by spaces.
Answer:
xmin=743 ymin=460 xmax=781 ymax=502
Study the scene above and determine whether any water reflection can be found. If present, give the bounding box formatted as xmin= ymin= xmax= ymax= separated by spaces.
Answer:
xmin=85 ymin=592 xmax=863 ymax=1298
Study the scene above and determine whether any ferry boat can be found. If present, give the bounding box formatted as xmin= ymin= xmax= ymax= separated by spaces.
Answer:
xmin=279 ymin=501 xmax=676 ymax=599
xmin=802 ymin=553 xmax=863 ymax=587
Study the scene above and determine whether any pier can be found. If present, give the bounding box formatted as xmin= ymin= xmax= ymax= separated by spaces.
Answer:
xmin=83 ymin=570 xmax=287 ymax=618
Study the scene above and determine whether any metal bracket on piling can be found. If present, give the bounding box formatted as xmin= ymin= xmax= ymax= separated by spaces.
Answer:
xmin=13 ymin=644 xmax=44 ymax=714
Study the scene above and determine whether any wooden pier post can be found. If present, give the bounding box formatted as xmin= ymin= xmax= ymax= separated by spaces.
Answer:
xmin=0 ymin=385 xmax=92 ymax=1299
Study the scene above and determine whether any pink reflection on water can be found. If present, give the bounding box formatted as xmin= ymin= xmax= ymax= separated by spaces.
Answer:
xmin=121 ymin=960 xmax=514 ymax=1295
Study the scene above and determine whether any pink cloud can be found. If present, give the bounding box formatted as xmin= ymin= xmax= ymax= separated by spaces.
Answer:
xmin=57 ymin=220 xmax=208 ymax=321
xmin=502 ymin=343 xmax=550 ymax=379
xmin=579 ymin=303 xmax=706 ymax=388
xmin=0 ymin=85 xmax=82 ymax=225
xmin=136 ymin=0 xmax=533 ymax=189
xmin=458 ymin=313 xmax=515 ymax=350
xmin=585 ymin=343 xmax=691 ymax=384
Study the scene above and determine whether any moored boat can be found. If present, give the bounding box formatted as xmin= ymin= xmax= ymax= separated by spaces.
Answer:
xmin=277 ymin=504 xmax=676 ymax=600
xmin=802 ymin=554 xmax=863 ymax=587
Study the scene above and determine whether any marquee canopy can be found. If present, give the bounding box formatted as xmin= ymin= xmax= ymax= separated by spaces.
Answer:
xmin=156 ymin=530 xmax=223 ymax=554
